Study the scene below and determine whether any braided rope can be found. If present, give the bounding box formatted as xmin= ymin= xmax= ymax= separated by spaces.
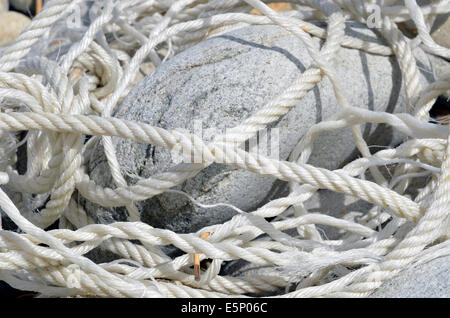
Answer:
xmin=0 ymin=0 xmax=448 ymax=298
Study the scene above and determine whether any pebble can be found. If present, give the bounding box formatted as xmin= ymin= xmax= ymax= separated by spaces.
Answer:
xmin=83 ymin=23 xmax=446 ymax=235
xmin=0 ymin=11 xmax=31 ymax=46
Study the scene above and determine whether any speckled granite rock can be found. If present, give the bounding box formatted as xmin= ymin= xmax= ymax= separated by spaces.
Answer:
xmin=83 ymin=22 xmax=446 ymax=234
xmin=370 ymin=255 xmax=450 ymax=298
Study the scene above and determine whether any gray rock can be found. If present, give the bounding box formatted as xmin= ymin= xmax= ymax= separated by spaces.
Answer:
xmin=432 ymin=13 xmax=450 ymax=50
xmin=9 ymin=0 xmax=34 ymax=14
xmin=83 ymin=23 xmax=446 ymax=234
xmin=301 ymin=190 xmax=375 ymax=240
xmin=302 ymin=173 xmax=431 ymax=240
xmin=370 ymin=255 xmax=450 ymax=297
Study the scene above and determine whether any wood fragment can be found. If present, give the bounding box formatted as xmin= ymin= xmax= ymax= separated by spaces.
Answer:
xmin=194 ymin=232 xmax=211 ymax=281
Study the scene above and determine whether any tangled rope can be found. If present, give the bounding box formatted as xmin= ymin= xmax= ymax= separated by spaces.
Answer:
xmin=0 ymin=0 xmax=449 ymax=298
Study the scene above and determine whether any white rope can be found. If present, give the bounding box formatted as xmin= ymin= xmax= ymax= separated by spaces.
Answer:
xmin=0 ymin=0 xmax=448 ymax=298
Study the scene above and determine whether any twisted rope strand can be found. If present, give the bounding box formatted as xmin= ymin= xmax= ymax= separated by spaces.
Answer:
xmin=0 ymin=0 xmax=448 ymax=298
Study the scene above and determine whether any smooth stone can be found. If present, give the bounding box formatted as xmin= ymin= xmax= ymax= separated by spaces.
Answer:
xmin=0 ymin=11 xmax=31 ymax=46
xmin=9 ymin=0 xmax=33 ymax=13
xmin=0 ymin=0 xmax=8 ymax=11
xmin=84 ymin=23 xmax=446 ymax=235
xmin=370 ymin=255 xmax=450 ymax=297
xmin=432 ymin=14 xmax=450 ymax=49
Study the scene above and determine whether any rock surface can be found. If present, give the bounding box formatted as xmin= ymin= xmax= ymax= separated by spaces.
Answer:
xmin=302 ymin=190 xmax=374 ymax=240
xmin=0 ymin=11 xmax=31 ymax=46
xmin=9 ymin=0 xmax=34 ymax=14
xmin=432 ymin=13 xmax=450 ymax=49
xmin=84 ymin=23 xmax=446 ymax=234
xmin=0 ymin=0 xmax=8 ymax=12
xmin=370 ymin=255 xmax=450 ymax=297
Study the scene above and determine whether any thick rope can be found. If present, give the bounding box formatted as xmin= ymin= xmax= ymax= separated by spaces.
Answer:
xmin=0 ymin=0 xmax=448 ymax=298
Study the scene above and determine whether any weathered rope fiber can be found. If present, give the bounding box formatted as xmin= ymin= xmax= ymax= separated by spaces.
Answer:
xmin=0 ymin=0 xmax=449 ymax=298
